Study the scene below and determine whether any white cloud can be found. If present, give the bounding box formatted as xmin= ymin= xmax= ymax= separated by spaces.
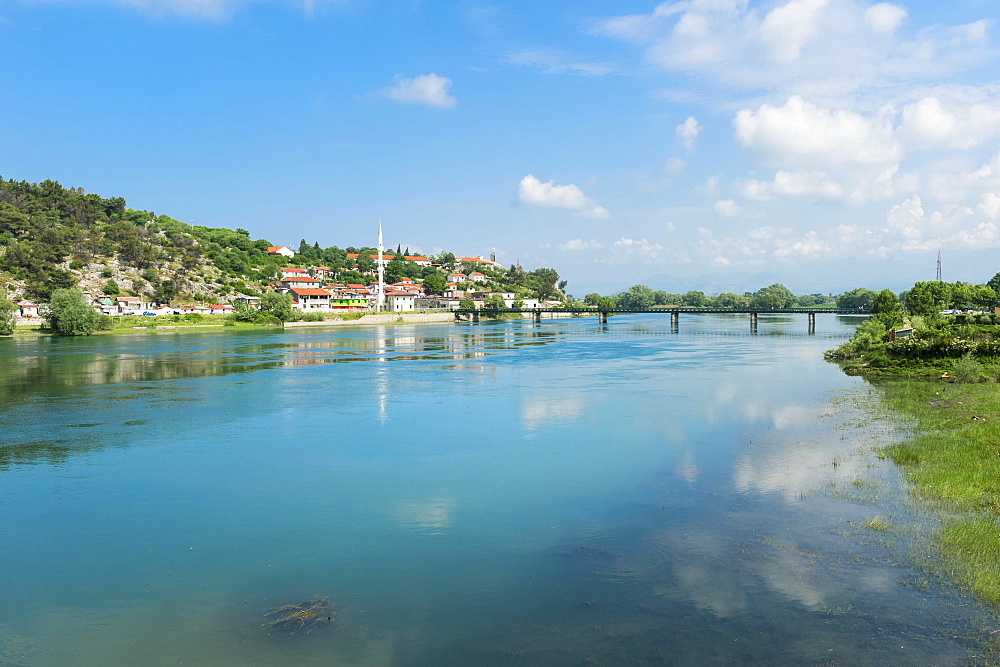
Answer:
xmin=611 ymin=236 xmax=663 ymax=261
xmin=734 ymin=96 xmax=901 ymax=168
xmin=898 ymin=96 xmax=1000 ymax=150
xmin=594 ymin=0 xmax=993 ymax=97
xmin=864 ymin=2 xmax=907 ymax=33
xmin=518 ymin=175 xmax=609 ymax=218
xmin=676 ymin=116 xmax=703 ymax=153
xmin=503 ymin=48 xmax=614 ymax=76
xmin=713 ymin=199 xmax=742 ymax=217
xmin=382 ymin=73 xmax=456 ymax=108
xmin=559 ymin=238 xmax=603 ymax=251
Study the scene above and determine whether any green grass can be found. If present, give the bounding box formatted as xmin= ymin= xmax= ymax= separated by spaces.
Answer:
xmin=877 ymin=378 xmax=1000 ymax=603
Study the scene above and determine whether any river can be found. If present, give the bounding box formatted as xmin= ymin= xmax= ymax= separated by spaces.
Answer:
xmin=0 ymin=314 xmax=996 ymax=665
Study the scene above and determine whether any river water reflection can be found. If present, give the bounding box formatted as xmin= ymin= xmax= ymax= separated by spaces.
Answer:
xmin=0 ymin=315 xmax=996 ymax=665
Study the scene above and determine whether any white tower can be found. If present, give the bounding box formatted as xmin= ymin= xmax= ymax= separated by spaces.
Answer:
xmin=376 ymin=218 xmax=386 ymax=312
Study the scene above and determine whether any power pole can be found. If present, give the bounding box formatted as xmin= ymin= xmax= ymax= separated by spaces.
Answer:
xmin=936 ymin=251 xmax=942 ymax=282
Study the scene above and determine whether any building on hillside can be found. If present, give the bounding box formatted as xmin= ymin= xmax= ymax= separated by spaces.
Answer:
xmin=448 ymin=273 xmax=466 ymax=283
xmin=290 ymin=288 xmax=333 ymax=311
xmin=267 ymin=246 xmax=295 ymax=257
xmin=17 ymin=302 xmax=39 ymax=317
xmin=468 ymin=272 xmax=487 ymax=283
xmin=312 ymin=266 xmax=332 ymax=278
xmin=277 ymin=277 xmax=322 ymax=291
xmin=280 ymin=267 xmax=308 ymax=279
xmin=207 ymin=304 xmax=235 ymax=315
xmin=457 ymin=255 xmax=502 ymax=268
xmin=405 ymin=256 xmax=431 ymax=266
xmin=346 ymin=253 xmax=395 ymax=268
xmin=384 ymin=290 xmax=416 ymax=312
xmin=233 ymin=295 xmax=261 ymax=306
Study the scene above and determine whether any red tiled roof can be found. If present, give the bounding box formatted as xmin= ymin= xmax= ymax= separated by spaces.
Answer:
xmin=279 ymin=277 xmax=320 ymax=283
xmin=290 ymin=288 xmax=332 ymax=296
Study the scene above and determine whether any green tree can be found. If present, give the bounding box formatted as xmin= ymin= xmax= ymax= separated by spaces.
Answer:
xmin=0 ymin=288 xmax=15 ymax=335
xmin=46 ymin=288 xmax=99 ymax=336
xmin=615 ymin=285 xmax=656 ymax=310
xmin=356 ymin=253 xmax=376 ymax=274
xmin=616 ymin=284 xmax=656 ymax=309
xmin=971 ymin=284 xmax=998 ymax=310
xmin=750 ymin=283 xmax=796 ymax=310
xmin=904 ymin=281 xmax=951 ymax=316
xmin=836 ymin=287 xmax=875 ymax=311
xmin=715 ymin=292 xmax=749 ymax=308
xmin=682 ymin=290 xmax=709 ymax=307
xmin=987 ymin=272 xmax=1000 ymax=293
xmin=528 ymin=268 xmax=560 ymax=300
xmin=423 ymin=272 xmax=446 ymax=294
xmin=459 ymin=298 xmax=476 ymax=310
xmin=596 ymin=296 xmax=616 ymax=311
xmin=102 ymin=279 xmax=120 ymax=296
xmin=259 ymin=291 xmax=294 ymax=322
xmin=871 ymin=289 xmax=903 ymax=328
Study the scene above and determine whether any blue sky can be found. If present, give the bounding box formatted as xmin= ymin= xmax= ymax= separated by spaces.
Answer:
xmin=2 ymin=0 xmax=999 ymax=295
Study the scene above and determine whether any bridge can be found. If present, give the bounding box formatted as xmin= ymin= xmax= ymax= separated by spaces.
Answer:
xmin=455 ymin=307 xmax=869 ymax=332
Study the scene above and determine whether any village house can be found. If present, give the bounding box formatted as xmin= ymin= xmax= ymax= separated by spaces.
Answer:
xmin=277 ymin=276 xmax=322 ymax=291
xmin=267 ymin=246 xmax=295 ymax=258
xmin=17 ymin=301 xmax=39 ymax=318
xmin=384 ymin=290 xmax=416 ymax=312
xmin=448 ymin=273 xmax=466 ymax=283
xmin=468 ymin=272 xmax=487 ymax=283
xmin=404 ymin=256 xmax=431 ymax=267
xmin=289 ymin=288 xmax=333 ymax=311
xmin=207 ymin=304 xmax=235 ymax=315
xmin=280 ymin=267 xmax=308 ymax=279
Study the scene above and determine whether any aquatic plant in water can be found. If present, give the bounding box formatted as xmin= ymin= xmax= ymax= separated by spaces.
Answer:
xmin=261 ymin=596 xmax=334 ymax=635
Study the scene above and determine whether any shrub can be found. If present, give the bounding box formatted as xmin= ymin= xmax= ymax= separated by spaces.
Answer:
xmin=69 ymin=260 xmax=84 ymax=270
xmin=97 ymin=314 xmax=114 ymax=331
xmin=303 ymin=312 xmax=324 ymax=322
xmin=182 ymin=313 xmax=203 ymax=323
xmin=952 ymin=353 xmax=989 ymax=383
xmin=101 ymin=267 xmax=114 ymax=278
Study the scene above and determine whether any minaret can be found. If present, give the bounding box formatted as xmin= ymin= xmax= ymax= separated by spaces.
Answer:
xmin=377 ymin=218 xmax=386 ymax=312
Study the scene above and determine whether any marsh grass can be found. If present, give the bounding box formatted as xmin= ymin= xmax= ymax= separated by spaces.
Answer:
xmin=878 ymin=378 xmax=1000 ymax=604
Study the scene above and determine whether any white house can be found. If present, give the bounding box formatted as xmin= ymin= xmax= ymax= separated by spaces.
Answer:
xmin=448 ymin=273 xmax=466 ymax=283
xmin=468 ymin=272 xmax=487 ymax=283
xmin=267 ymin=246 xmax=296 ymax=258
xmin=17 ymin=302 xmax=39 ymax=317
xmin=207 ymin=304 xmax=235 ymax=315
xmin=280 ymin=267 xmax=308 ymax=279
xmin=385 ymin=290 xmax=416 ymax=312
xmin=290 ymin=288 xmax=333 ymax=311
xmin=278 ymin=277 xmax=322 ymax=291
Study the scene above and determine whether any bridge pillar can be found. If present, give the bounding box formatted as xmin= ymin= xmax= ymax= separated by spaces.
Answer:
xmin=599 ymin=311 xmax=608 ymax=324
xmin=472 ymin=312 xmax=480 ymax=323
xmin=670 ymin=312 xmax=679 ymax=326
xmin=750 ymin=312 xmax=758 ymax=333
xmin=808 ymin=312 xmax=816 ymax=334
xmin=533 ymin=310 xmax=542 ymax=323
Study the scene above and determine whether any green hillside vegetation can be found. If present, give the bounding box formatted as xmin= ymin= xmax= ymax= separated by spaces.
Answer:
xmin=583 ymin=282 xmax=836 ymax=310
xmin=0 ymin=178 xmax=565 ymax=309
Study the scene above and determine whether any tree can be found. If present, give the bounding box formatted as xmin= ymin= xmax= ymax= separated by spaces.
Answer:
xmin=904 ymin=281 xmax=950 ymax=316
xmin=459 ymin=298 xmax=476 ymax=310
xmin=715 ymin=292 xmax=749 ymax=308
xmin=46 ymin=288 xmax=99 ymax=336
xmin=259 ymin=291 xmax=294 ymax=322
xmin=871 ymin=289 xmax=903 ymax=327
xmin=102 ymin=279 xmax=120 ymax=296
xmin=836 ymin=287 xmax=875 ymax=311
xmin=596 ymin=296 xmax=616 ymax=311
xmin=584 ymin=293 xmax=602 ymax=306
xmin=682 ymin=290 xmax=708 ymax=307
xmin=0 ymin=288 xmax=15 ymax=335
xmin=616 ymin=284 xmax=656 ymax=309
xmin=423 ymin=272 xmax=446 ymax=294
xmin=971 ymin=284 xmax=998 ymax=310
xmin=988 ymin=272 xmax=1000 ymax=293
xmin=356 ymin=253 xmax=376 ymax=274
xmin=750 ymin=283 xmax=796 ymax=310
xmin=528 ymin=268 xmax=560 ymax=300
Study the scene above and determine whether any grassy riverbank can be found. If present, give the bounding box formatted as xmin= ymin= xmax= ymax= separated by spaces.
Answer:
xmin=867 ymin=376 xmax=1000 ymax=605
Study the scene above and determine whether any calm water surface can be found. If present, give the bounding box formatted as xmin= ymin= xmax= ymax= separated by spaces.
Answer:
xmin=1 ymin=315 xmax=997 ymax=665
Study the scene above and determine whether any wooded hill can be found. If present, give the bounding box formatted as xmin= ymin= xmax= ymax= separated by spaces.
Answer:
xmin=0 ymin=178 xmax=564 ymax=304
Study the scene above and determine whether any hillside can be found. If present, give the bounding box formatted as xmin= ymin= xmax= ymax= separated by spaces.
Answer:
xmin=0 ymin=178 xmax=563 ymax=305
